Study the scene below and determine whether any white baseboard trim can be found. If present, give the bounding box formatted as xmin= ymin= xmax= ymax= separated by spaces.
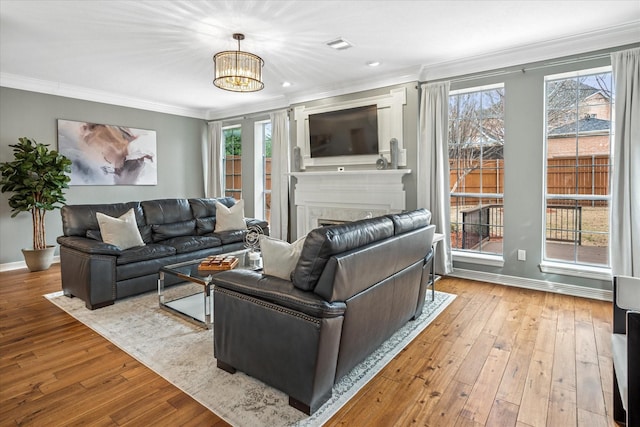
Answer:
xmin=0 ymin=256 xmax=60 ymax=272
xmin=448 ymin=268 xmax=612 ymax=302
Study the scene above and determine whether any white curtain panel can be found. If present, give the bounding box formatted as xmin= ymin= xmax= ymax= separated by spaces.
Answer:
xmin=610 ymin=47 xmax=640 ymax=277
xmin=269 ymin=110 xmax=290 ymax=240
xmin=418 ymin=82 xmax=453 ymax=275
xmin=204 ymin=121 xmax=224 ymax=198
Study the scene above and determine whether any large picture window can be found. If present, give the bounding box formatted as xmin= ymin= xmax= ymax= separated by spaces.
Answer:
xmin=223 ymin=126 xmax=242 ymax=200
xmin=257 ymin=121 xmax=272 ymax=222
xmin=544 ymin=67 xmax=612 ymax=266
xmin=448 ymin=84 xmax=505 ymax=255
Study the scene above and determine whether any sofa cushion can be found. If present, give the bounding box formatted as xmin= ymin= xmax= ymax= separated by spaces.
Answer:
xmin=86 ymin=224 xmax=153 ymax=244
xmin=61 ymin=202 xmax=144 ymax=237
xmin=189 ymin=197 xmax=237 ymax=218
xmin=213 ymin=229 xmax=247 ymax=245
xmin=159 ymin=235 xmax=222 ymax=254
xmin=260 ymin=235 xmax=306 ymax=281
xmin=386 ymin=209 xmax=431 ymax=235
xmin=195 ymin=217 xmax=216 ymax=235
xmin=152 ymin=220 xmax=196 ymax=242
xmin=292 ymin=216 xmax=395 ymax=291
xmin=96 ymin=208 xmax=146 ymax=250
xmin=115 ymin=243 xmax=176 ymax=265
xmin=142 ymin=198 xmax=192 ymax=224
xmin=215 ymin=199 xmax=248 ymax=232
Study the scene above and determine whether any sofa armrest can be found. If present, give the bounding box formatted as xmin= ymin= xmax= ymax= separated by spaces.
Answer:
xmin=211 ymin=269 xmax=346 ymax=319
xmin=57 ymin=235 xmax=122 ymax=256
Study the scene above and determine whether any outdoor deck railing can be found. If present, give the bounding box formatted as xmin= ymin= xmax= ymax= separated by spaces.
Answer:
xmin=459 ymin=204 xmax=582 ymax=249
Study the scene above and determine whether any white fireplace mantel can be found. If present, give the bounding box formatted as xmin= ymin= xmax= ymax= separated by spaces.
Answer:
xmin=289 ymin=169 xmax=411 ymax=237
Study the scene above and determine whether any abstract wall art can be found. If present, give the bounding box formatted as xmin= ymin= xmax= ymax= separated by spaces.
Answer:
xmin=57 ymin=119 xmax=157 ymax=186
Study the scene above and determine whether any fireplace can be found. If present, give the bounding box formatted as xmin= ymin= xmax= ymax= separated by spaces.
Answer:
xmin=290 ymin=169 xmax=411 ymax=237
xmin=317 ymin=218 xmax=353 ymax=227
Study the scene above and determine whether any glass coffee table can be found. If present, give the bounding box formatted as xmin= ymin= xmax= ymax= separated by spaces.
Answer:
xmin=158 ymin=249 xmax=260 ymax=328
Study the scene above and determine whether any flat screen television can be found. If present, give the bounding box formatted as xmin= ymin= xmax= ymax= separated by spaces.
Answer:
xmin=308 ymin=105 xmax=379 ymax=158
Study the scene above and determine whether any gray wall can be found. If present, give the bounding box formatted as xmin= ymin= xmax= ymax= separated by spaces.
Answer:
xmin=0 ymin=87 xmax=207 ymax=264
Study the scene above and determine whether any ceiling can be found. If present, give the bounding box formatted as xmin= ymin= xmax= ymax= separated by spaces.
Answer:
xmin=1 ymin=1 xmax=639 ymax=120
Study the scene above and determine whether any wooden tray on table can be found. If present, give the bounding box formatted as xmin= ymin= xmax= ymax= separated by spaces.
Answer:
xmin=198 ymin=255 xmax=239 ymax=271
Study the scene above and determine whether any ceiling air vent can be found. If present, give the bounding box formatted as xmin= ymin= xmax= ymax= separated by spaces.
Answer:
xmin=326 ymin=37 xmax=353 ymax=50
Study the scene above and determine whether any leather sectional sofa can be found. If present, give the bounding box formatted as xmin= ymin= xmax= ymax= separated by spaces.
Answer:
xmin=57 ymin=197 xmax=268 ymax=309
xmin=211 ymin=209 xmax=435 ymax=414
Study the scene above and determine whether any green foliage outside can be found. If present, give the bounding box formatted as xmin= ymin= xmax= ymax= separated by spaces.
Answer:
xmin=224 ymin=124 xmax=272 ymax=157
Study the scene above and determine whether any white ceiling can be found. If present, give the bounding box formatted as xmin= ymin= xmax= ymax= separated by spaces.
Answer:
xmin=1 ymin=1 xmax=639 ymax=120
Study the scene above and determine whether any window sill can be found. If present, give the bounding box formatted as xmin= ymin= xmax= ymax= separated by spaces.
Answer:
xmin=452 ymin=251 xmax=505 ymax=267
xmin=539 ymin=261 xmax=612 ymax=281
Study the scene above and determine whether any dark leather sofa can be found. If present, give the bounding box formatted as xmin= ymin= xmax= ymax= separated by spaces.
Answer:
xmin=56 ymin=197 xmax=268 ymax=310
xmin=212 ymin=209 xmax=435 ymax=414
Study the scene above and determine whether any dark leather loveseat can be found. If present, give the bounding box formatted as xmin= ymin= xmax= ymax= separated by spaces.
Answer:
xmin=57 ymin=197 xmax=268 ymax=309
xmin=212 ymin=209 xmax=435 ymax=414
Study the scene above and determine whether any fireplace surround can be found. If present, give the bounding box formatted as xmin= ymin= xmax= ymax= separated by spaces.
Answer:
xmin=290 ymin=169 xmax=411 ymax=237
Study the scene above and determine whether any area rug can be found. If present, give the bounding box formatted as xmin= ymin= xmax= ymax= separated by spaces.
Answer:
xmin=45 ymin=288 xmax=454 ymax=426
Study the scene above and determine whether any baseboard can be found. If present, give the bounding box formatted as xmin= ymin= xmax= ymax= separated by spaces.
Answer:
xmin=449 ymin=268 xmax=613 ymax=302
xmin=0 ymin=256 xmax=60 ymax=272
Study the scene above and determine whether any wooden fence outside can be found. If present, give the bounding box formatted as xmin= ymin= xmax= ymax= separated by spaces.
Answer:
xmin=450 ymin=155 xmax=609 ymax=206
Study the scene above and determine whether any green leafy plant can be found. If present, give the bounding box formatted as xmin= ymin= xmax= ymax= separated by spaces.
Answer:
xmin=0 ymin=137 xmax=72 ymax=250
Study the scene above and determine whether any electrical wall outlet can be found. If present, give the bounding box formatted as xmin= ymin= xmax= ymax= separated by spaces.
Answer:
xmin=517 ymin=249 xmax=526 ymax=261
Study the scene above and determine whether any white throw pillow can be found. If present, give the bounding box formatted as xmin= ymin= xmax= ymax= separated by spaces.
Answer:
xmin=215 ymin=199 xmax=247 ymax=232
xmin=96 ymin=208 xmax=145 ymax=250
xmin=259 ymin=235 xmax=306 ymax=281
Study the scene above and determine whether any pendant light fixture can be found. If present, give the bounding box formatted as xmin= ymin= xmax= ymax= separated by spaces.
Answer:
xmin=213 ymin=33 xmax=264 ymax=92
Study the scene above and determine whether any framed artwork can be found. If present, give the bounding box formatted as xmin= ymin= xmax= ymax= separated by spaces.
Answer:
xmin=57 ymin=119 xmax=157 ymax=185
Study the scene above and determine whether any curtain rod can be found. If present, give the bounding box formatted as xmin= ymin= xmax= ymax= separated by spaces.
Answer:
xmin=207 ymin=107 xmax=292 ymax=124
xmin=423 ymin=51 xmax=613 ymax=85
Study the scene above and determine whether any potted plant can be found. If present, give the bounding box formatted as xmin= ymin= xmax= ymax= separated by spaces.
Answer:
xmin=0 ymin=137 xmax=72 ymax=271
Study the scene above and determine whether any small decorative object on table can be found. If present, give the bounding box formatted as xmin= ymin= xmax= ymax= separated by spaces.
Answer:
xmin=198 ymin=255 xmax=239 ymax=271
xmin=389 ymin=138 xmax=399 ymax=169
xmin=244 ymin=225 xmax=264 ymax=269
xmin=376 ymin=154 xmax=388 ymax=170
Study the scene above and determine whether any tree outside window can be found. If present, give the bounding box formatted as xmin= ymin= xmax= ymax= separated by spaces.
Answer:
xmin=448 ymin=85 xmax=505 ymax=255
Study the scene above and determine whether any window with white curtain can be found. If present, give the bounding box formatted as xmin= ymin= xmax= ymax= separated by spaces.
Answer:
xmin=543 ymin=67 xmax=613 ymax=267
xmin=254 ymin=120 xmax=271 ymax=222
xmin=448 ymin=84 xmax=505 ymax=256
xmin=222 ymin=125 xmax=242 ymax=200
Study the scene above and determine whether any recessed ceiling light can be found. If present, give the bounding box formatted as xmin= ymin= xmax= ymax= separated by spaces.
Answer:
xmin=326 ymin=37 xmax=352 ymax=50
xmin=366 ymin=61 xmax=381 ymax=67
xmin=282 ymin=81 xmax=291 ymax=88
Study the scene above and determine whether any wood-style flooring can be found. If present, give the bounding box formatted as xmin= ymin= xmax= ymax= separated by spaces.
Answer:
xmin=0 ymin=265 xmax=616 ymax=426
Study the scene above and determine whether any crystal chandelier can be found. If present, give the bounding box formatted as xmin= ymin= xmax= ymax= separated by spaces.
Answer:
xmin=213 ymin=33 xmax=264 ymax=92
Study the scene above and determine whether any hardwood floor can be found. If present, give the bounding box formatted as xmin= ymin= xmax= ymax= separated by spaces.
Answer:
xmin=0 ymin=265 xmax=615 ymax=426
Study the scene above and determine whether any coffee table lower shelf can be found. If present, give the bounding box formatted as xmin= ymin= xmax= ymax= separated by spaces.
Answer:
xmin=159 ymin=289 xmax=213 ymax=328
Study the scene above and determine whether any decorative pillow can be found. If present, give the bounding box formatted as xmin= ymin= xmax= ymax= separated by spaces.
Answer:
xmin=214 ymin=199 xmax=247 ymax=232
xmin=96 ymin=208 xmax=145 ymax=250
xmin=260 ymin=235 xmax=306 ymax=281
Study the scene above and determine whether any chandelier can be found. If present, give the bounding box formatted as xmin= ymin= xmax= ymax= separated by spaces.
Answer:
xmin=213 ymin=33 xmax=264 ymax=92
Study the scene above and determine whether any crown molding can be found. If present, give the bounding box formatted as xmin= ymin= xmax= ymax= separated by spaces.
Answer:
xmin=204 ymin=66 xmax=420 ymax=121
xmin=419 ymin=21 xmax=640 ymax=82
xmin=0 ymin=73 xmax=208 ymax=119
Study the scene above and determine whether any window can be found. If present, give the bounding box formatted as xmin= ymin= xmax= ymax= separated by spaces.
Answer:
xmin=544 ymin=67 xmax=612 ymax=267
xmin=448 ymin=84 xmax=505 ymax=256
xmin=256 ymin=121 xmax=272 ymax=222
xmin=223 ymin=126 xmax=242 ymax=200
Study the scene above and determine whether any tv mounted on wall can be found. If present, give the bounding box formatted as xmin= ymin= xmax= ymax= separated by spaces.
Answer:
xmin=308 ymin=104 xmax=379 ymax=158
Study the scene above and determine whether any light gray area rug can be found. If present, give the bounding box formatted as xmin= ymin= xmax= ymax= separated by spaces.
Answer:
xmin=46 ymin=288 xmax=455 ymax=426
